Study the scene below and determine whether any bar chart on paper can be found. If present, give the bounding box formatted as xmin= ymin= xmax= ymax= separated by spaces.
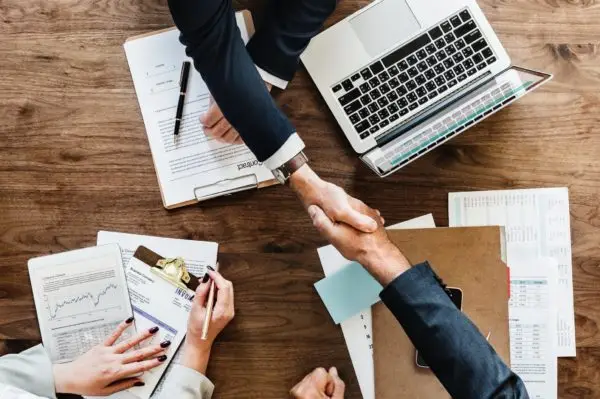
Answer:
xmin=29 ymin=246 xmax=134 ymax=362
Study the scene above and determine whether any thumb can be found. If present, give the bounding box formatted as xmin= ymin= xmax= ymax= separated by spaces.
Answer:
xmin=329 ymin=367 xmax=345 ymax=399
xmin=308 ymin=205 xmax=337 ymax=240
xmin=343 ymin=204 xmax=378 ymax=233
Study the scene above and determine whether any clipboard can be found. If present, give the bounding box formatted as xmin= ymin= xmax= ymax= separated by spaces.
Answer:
xmin=124 ymin=10 xmax=279 ymax=209
xmin=125 ymin=246 xmax=201 ymax=398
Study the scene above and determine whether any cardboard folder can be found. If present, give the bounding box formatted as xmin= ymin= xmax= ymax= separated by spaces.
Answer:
xmin=373 ymin=226 xmax=509 ymax=398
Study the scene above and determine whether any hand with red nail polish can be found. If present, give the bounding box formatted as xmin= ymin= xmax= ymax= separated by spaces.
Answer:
xmin=52 ymin=318 xmax=167 ymax=396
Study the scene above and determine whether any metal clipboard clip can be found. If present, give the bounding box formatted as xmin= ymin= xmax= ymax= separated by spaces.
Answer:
xmin=193 ymin=173 xmax=259 ymax=202
xmin=151 ymin=257 xmax=192 ymax=291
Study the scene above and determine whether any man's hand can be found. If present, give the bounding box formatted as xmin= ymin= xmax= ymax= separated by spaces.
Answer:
xmin=308 ymin=203 xmax=411 ymax=285
xmin=290 ymin=164 xmax=381 ymax=233
xmin=200 ymin=99 xmax=244 ymax=144
xmin=200 ymin=83 xmax=273 ymax=144
xmin=290 ymin=367 xmax=345 ymax=399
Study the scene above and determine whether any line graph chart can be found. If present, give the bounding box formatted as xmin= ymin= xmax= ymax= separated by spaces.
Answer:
xmin=46 ymin=282 xmax=121 ymax=321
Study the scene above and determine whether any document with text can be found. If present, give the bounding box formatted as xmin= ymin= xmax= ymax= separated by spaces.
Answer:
xmin=28 ymin=245 xmax=134 ymax=363
xmin=449 ymin=188 xmax=575 ymax=357
xmin=317 ymin=214 xmax=436 ymax=399
xmin=510 ymin=258 xmax=558 ymax=399
xmin=123 ymin=12 xmax=274 ymax=208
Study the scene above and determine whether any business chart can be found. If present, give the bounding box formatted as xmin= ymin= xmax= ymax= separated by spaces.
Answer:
xmin=29 ymin=246 xmax=133 ymax=362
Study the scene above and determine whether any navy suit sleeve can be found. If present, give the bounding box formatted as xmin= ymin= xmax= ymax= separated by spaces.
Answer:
xmin=247 ymin=0 xmax=337 ymax=81
xmin=167 ymin=0 xmax=296 ymax=162
xmin=380 ymin=262 xmax=530 ymax=399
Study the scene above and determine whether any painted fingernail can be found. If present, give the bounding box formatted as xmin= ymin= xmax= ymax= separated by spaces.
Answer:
xmin=134 ymin=381 xmax=145 ymax=387
xmin=149 ymin=326 xmax=159 ymax=334
xmin=207 ymin=266 xmax=215 ymax=272
xmin=125 ymin=316 xmax=134 ymax=324
xmin=202 ymin=273 xmax=210 ymax=283
xmin=158 ymin=355 xmax=167 ymax=362
xmin=160 ymin=340 xmax=171 ymax=348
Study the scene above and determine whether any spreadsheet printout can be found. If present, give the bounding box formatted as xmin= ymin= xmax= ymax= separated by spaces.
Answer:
xmin=449 ymin=188 xmax=575 ymax=357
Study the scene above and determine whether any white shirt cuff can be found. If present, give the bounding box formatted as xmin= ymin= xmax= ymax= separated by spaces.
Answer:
xmin=256 ymin=66 xmax=289 ymax=90
xmin=263 ymin=133 xmax=305 ymax=170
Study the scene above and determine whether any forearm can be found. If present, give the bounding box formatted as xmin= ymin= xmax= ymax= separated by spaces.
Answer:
xmin=167 ymin=0 xmax=296 ymax=162
xmin=247 ymin=0 xmax=337 ymax=81
xmin=380 ymin=262 xmax=529 ymax=399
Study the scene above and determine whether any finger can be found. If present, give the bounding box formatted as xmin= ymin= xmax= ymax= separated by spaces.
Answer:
xmin=119 ymin=356 xmax=166 ymax=379
xmin=340 ymin=205 xmax=378 ymax=233
xmin=206 ymin=116 xmax=233 ymax=141
xmin=113 ymin=327 xmax=159 ymax=354
xmin=308 ymin=205 xmax=341 ymax=242
xmin=199 ymin=101 xmax=223 ymax=128
xmin=209 ymin=272 xmax=234 ymax=319
xmin=329 ymin=367 xmax=346 ymax=399
xmin=346 ymin=198 xmax=379 ymax=232
xmin=193 ymin=279 xmax=212 ymax=308
xmin=220 ymin=128 xmax=240 ymax=144
xmin=120 ymin=342 xmax=168 ymax=364
xmin=104 ymin=317 xmax=134 ymax=346
xmin=206 ymin=270 xmax=232 ymax=292
xmin=101 ymin=378 xmax=144 ymax=395
xmin=310 ymin=367 xmax=333 ymax=392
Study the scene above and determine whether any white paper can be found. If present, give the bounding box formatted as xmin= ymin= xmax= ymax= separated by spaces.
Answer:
xmin=123 ymin=13 xmax=273 ymax=208
xmin=28 ymin=245 xmax=134 ymax=363
xmin=124 ymin=256 xmax=194 ymax=399
xmin=510 ymin=258 xmax=558 ymax=399
xmin=317 ymin=214 xmax=436 ymax=399
xmin=448 ymin=188 xmax=575 ymax=357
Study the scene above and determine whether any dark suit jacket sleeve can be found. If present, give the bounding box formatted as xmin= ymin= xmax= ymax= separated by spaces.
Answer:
xmin=246 ymin=0 xmax=337 ymax=82
xmin=380 ymin=262 xmax=530 ymax=399
xmin=167 ymin=0 xmax=296 ymax=162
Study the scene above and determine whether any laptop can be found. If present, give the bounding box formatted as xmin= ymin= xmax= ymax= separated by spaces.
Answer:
xmin=300 ymin=0 xmax=551 ymax=177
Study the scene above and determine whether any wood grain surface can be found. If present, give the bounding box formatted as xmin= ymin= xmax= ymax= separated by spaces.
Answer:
xmin=1 ymin=0 xmax=599 ymax=397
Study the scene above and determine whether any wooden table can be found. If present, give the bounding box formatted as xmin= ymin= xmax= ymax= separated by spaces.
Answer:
xmin=1 ymin=0 xmax=599 ymax=397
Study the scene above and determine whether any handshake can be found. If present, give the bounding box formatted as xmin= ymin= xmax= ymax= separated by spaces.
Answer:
xmin=290 ymin=163 xmax=411 ymax=287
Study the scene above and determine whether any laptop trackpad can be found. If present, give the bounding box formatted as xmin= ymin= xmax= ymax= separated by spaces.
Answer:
xmin=350 ymin=0 xmax=421 ymax=58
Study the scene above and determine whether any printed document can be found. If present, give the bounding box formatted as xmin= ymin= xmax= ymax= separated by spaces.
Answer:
xmin=317 ymin=214 xmax=436 ymax=399
xmin=510 ymin=258 xmax=558 ymax=399
xmin=123 ymin=13 xmax=273 ymax=208
xmin=448 ymin=187 xmax=575 ymax=356
xmin=28 ymin=245 xmax=134 ymax=363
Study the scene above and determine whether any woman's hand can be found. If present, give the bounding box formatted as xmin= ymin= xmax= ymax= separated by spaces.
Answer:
xmin=180 ymin=268 xmax=235 ymax=374
xmin=290 ymin=367 xmax=345 ymax=399
xmin=52 ymin=318 xmax=169 ymax=396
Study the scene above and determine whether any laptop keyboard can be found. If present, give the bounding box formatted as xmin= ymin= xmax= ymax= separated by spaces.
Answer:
xmin=332 ymin=8 xmax=497 ymax=140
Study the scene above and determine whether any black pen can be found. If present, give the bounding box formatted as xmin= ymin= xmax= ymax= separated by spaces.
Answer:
xmin=174 ymin=61 xmax=191 ymax=142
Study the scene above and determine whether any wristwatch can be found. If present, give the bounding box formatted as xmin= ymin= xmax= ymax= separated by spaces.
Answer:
xmin=272 ymin=151 xmax=308 ymax=185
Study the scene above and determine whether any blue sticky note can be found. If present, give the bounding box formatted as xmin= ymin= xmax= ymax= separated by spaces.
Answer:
xmin=314 ymin=262 xmax=383 ymax=324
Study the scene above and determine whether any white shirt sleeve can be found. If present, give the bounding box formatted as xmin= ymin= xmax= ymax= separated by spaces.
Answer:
xmin=152 ymin=365 xmax=214 ymax=399
xmin=256 ymin=66 xmax=289 ymax=90
xmin=262 ymin=133 xmax=306 ymax=170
